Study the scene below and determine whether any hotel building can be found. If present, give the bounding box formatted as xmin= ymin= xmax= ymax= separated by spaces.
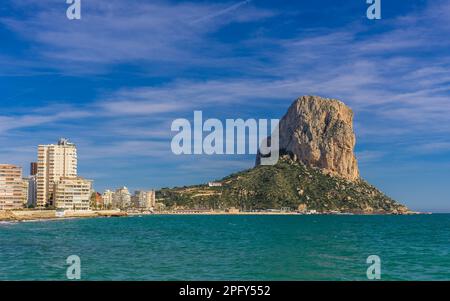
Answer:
xmin=36 ymin=138 xmax=77 ymax=208
xmin=0 ymin=164 xmax=25 ymax=210
xmin=53 ymin=177 xmax=92 ymax=211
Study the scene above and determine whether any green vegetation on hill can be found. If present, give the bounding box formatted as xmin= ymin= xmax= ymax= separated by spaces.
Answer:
xmin=157 ymin=155 xmax=409 ymax=214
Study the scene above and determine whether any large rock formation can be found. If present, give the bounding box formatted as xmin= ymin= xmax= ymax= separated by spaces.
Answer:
xmin=258 ymin=96 xmax=359 ymax=181
xmin=158 ymin=95 xmax=410 ymax=214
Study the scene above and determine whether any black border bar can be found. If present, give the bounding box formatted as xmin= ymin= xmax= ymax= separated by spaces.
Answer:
xmin=1 ymin=281 xmax=449 ymax=299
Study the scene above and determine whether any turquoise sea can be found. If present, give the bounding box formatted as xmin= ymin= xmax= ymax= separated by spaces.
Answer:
xmin=0 ymin=214 xmax=449 ymax=280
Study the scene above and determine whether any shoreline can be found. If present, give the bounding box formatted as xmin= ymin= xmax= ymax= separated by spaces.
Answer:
xmin=0 ymin=209 xmax=429 ymax=223
xmin=0 ymin=209 xmax=127 ymax=223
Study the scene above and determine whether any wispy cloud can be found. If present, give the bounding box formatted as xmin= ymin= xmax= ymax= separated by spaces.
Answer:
xmin=409 ymin=141 xmax=450 ymax=154
xmin=0 ymin=108 xmax=92 ymax=133
xmin=190 ymin=0 xmax=253 ymax=24
xmin=1 ymin=0 xmax=274 ymax=74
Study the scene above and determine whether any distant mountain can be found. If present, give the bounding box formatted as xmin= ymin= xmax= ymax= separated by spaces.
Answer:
xmin=157 ymin=96 xmax=410 ymax=214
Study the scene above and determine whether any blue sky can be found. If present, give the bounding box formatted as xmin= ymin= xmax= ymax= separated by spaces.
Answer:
xmin=1 ymin=0 xmax=449 ymax=212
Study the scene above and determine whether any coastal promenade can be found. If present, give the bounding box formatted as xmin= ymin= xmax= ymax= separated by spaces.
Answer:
xmin=0 ymin=209 xmax=127 ymax=222
xmin=0 ymin=210 xmax=301 ymax=222
xmin=1 ymin=208 xmax=421 ymax=222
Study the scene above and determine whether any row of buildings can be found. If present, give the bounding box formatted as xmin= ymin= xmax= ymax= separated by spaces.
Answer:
xmin=0 ymin=139 xmax=155 ymax=211
xmin=100 ymin=188 xmax=156 ymax=210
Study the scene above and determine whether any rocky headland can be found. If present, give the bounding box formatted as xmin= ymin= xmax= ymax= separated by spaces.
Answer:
xmin=158 ymin=96 xmax=410 ymax=214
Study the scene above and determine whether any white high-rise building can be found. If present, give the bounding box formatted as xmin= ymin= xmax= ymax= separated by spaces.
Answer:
xmin=36 ymin=138 xmax=77 ymax=208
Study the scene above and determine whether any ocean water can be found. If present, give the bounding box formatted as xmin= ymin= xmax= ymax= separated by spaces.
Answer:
xmin=0 ymin=214 xmax=449 ymax=280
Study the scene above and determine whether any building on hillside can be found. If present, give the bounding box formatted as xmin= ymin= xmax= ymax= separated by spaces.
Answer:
xmin=112 ymin=187 xmax=131 ymax=210
xmin=0 ymin=164 xmax=25 ymax=210
xmin=53 ymin=177 xmax=92 ymax=211
xmin=226 ymin=207 xmax=240 ymax=214
xmin=297 ymin=204 xmax=307 ymax=213
xmin=154 ymin=202 xmax=166 ymax=212
xmin=37 ymin=138 xmax=77 ymax=208
xmin=208 ymin=182 xmax=222 ymax=187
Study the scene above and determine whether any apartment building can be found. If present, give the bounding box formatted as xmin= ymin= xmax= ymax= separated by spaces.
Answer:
xmin=53 ymin=177 xmax=92 ymax=211
xmin=0 ymin=164 xmax=25 ymax=210
xmin=36 ymin=138 xmax=77 ymax=208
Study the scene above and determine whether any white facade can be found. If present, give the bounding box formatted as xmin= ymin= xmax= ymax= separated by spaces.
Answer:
xmin=102 ymin=189 xmax=113 ymax=209
xmin=132 ymin=190 xmax=156 ymax=209
xmin=112 ymin=187 xmax=131 ymax=209
xmin=53 ymin=177 xmax=92 ymax=211
xmin=147 ymin=190 xmax=156 ymax=208
xmin=36 ymin=138 xmax=77 ymax=208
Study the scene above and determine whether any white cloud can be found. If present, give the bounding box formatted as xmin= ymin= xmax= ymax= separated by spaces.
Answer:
xmin=1 ymin=0 xmax=275 ymax=73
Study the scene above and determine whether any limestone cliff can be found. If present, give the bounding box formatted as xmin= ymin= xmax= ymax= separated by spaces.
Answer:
xmin=257 ymin=96 xmax=359 ymax=181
